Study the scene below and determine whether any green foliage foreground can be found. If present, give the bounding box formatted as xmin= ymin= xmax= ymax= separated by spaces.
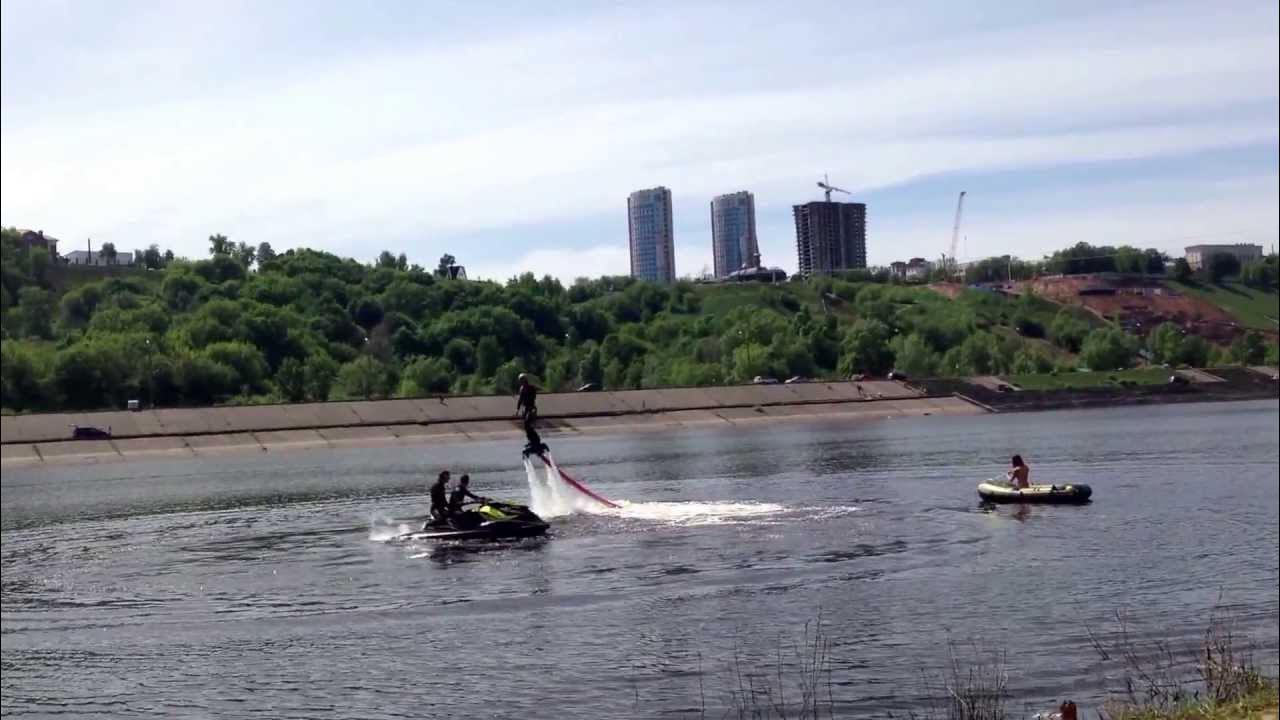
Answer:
xmin=1 ymin=230 xmax=1271 ymax=413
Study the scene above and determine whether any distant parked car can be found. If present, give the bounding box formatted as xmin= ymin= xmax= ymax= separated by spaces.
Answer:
xmin=576 ymin=383 xmax=600 ymax=392
xmin=71 ymin=425 xmax=112 ymax=440
xmin=887 ymin=371 xmax=909 ymax=381
xmin=751 ymin=376 xmax=779 ymax=385
xmin=1168 ymin=374 xmax=1190 ymax=386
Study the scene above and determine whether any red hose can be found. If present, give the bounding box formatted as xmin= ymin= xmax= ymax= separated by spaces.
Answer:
xmin=538 ymin=453 xmax=620 ymax=508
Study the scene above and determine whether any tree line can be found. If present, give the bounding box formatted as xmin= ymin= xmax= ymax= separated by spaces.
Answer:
xmin=1 ymin=230 xmax=1275 ymax=413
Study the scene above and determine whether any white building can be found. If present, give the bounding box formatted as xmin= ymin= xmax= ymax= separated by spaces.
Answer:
xmin=890 ymin=257 xmax=933 ymax=281
xmin=65 ymin=249 xmax=135 ymax=266
xmin=1184 ymin=243 xmax=1263 ymax=270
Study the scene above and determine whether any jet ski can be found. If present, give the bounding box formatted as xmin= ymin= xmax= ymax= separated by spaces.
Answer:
xmin=977 ymin=479 xmax=1092 ymax=505
xmin=396 ymin=501 xmax=549 ymax=542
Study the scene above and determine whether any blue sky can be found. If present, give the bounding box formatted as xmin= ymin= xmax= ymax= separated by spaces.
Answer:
xmin=2 ymin=0 xmax=1276 ymax=281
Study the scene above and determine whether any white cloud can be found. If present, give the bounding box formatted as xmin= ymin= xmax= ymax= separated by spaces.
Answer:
xmin=1 ymin=1 xmax=1276 ymax=270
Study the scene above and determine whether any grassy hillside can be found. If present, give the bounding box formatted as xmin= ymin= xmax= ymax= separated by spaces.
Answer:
xmin=1169 ymin=280 xmax=1280 ymax=331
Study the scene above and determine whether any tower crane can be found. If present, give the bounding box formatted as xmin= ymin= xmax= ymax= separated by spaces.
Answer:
xmin=817 ymin=174 xmax=850 ymax=203
xmin=947 ymin=191 xmax=966 ymax=278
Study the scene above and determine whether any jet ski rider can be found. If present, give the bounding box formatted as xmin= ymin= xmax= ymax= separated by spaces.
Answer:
xmin=428 ymin=471 xmax=451 ymax=522
xmin=449 ymin=474 xmax=486 ymax=515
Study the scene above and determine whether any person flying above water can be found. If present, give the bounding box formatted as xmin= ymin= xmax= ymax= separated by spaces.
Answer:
xmin=428 ymin=471 xmax=450 ymax=524
xmin=516 ymin=373 xmax=549 ymax=457
xmin=516 ymin=373 xmax=538 ymax=427
xmin=448 ymin=474 xmax=486 ymax=515
xmin=1007 ymin=454 xmax=1031 ymax=489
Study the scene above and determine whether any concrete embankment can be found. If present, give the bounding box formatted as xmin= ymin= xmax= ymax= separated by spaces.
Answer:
xmin=913 ymin=367 xmax=1279 ymax=413
xmin=0 ymin=381 xmax=982 ymax=467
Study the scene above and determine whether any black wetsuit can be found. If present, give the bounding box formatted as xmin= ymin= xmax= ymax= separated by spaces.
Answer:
xmin=517 ymin=383 xmax=546 ymax=455
xmin=429 ymin=481 xmax=448 ymax=520
xmin=517 ymin=383 xmax=538 ymax=424
xmin=449 ymin=486 xmax=482 ymax=514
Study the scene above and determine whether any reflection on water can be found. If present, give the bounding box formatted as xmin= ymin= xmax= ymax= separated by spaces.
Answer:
xmin=1 ymin=400 xmax=1277 ymax=719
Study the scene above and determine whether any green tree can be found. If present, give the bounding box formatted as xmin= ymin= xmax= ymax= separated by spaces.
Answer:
xmin=53 ymin=341 xmax=133 ymax=409
xmin=398 ymin=357 xmax=455 ymax=396
xmin=1147 ymin=322 xmax=1184 ymax=365
xmin=235 ymin=241 xmax=256 ymax=269
xmin=1172 ymin=257 xmax=1193 ymax=282
xmin=29 ymin=247 xmax=50 ymax=285
xmin=142 ymin=244 xmax=164 ymax=270
xmin=1 ymin=341 xmax=49 ymax=411
xmin=202 ymin=341 xmax=269 ymax=392
xmin=1229 ymin=332 xmax=1266 ymax=365
xmin=98 ymin=242 xmax=118 ymax=265
xmin=1114 ymin=246 xmax=1144 ymax=274
xmin=443 ymin=337 xmax=477 ymax=373
xmin=209 ymin=233 xmax=231 ymax=256
xmin=1207 ymin=253 xmax=1241 ymax=284
xmin=475 ymin=336 xmax=502 ymax=378
xmin=1079 ymin=327 xmax=1138 ymax=370
xmin=256 ymin=242 xmax=277 ymax=266
xmin=1177 ymin=335 xmax=1211 ymax=368
xmin=274 ymin=357 xmax=307 ymax=402
xmin=348 ymin=297 xmax=384 ymax=331
xmin=730 ymin=342 xmax=775 ymax=381
xmin=174 ymin=353 xmax=238 ymax=404
xmin=15 ymin=287 xmax=53 ymax=339
xmin=335 ymin=355 xmax=395 ymax=399
xmin=304 ymin=354 xmax=339 ymax=401
xmin=493 ymin=360 xmax=521 ymax=393
xmin=579 ymin=346 xmax=603 ymax=387
xmin=1049 ymin=311 xmax=1090 ymax=352
xmin=837 ymin=319 xmax=894 ymax=377
xmin=1240 ymin=260 xmax=1277 ymax=288
xmin=1011 ymin=347 xmax=1054 ymax=375
xmin=890 ymin=333 xmax=939 ymax=377
xmin=435 ymin=253 xmax=457 ymax=277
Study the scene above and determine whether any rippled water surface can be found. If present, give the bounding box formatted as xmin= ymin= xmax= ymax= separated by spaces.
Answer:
xmin=3 ymin=401 xmax=1278 ymax=718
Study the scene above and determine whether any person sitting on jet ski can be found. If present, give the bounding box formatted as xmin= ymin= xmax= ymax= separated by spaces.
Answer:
xmin=448 ymin=474 xmax=487 ymax=515
xmin=428 ymin=471 xmax=451 ymax=522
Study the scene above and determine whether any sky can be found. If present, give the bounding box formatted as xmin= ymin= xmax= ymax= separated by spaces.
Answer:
xmin=2 ymin=0 xmax=1277 ymax=282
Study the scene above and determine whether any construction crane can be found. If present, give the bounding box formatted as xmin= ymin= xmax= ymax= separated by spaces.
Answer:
xmin=947 ymin=191 xmax=966 ymax=278
xmin=817 ymin=174 xmax=850 ymax=203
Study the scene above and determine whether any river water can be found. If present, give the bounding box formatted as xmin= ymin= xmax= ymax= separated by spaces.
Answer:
xmin=2 ymin=400 xmax=1278 ymax=719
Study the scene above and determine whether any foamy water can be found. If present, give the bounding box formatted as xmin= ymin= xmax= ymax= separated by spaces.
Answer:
xmin=526 ymin=455 xmax=845 ymax=526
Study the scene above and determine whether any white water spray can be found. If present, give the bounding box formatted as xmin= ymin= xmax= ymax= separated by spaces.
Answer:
xmin=525 ymin=458 xmax=610 ymax=518
xmin=524 ymin=456 xmax=806 ymax=526
xmin=368 ymin=512 xmax=420 ymax=542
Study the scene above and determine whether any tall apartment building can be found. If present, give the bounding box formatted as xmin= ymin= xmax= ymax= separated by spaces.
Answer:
xmin=1184 ymin=243 xmax=1263 ymax=270
xmin=710 ymin=191 xmax=759 ymax=278
xmin=627 ymin=186 xmax=676 ymax=283
xmin=793 ymin=201 xmax=867 ymax=276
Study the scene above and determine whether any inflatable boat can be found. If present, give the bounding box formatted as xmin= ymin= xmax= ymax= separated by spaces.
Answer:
xmin=977 ymin=479 xmax=1092 ymax=505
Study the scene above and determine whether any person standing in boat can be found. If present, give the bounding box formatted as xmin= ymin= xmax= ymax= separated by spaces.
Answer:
xmin=1007 ymin=455 xmax=1030 ymax=489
